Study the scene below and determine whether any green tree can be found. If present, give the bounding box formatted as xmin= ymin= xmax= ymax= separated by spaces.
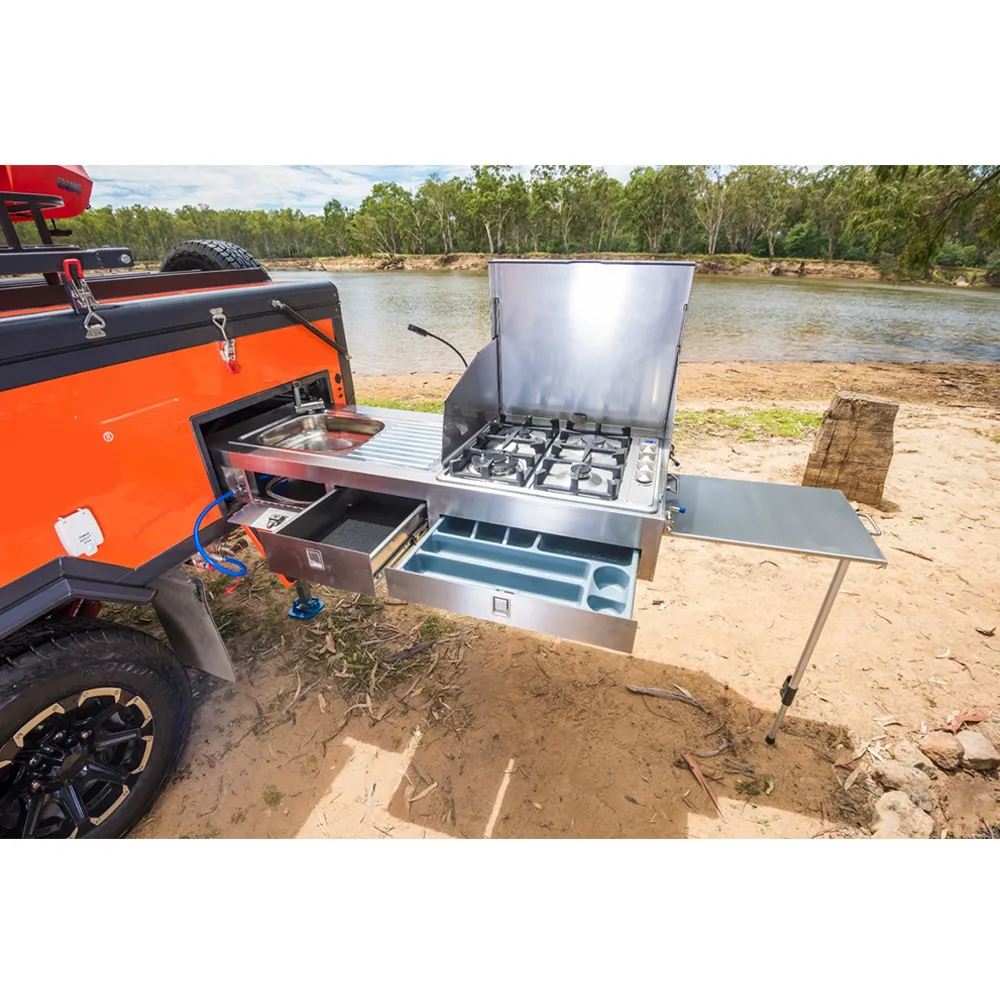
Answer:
xmin=588 ymin=171 xmax=626 ymax=251
xmin=851 ymin=165 xmax=1000 ymax=272
xmin=784 ymin=220 xmax=823 ymax=258
xmin=469 ymin=165 xmax=521 ymax=253
xmin=529 ymin=165 xmax=594 ymax=252
xmin=810 ymin=166 xmax=857 ymax=260
xmin=322 ymin=198 xmax=349 ymax=255
xmin=349 ymin=182 xmax=413 ymax=256
xmin=415 ymin=175 xmax=463 ymax=254
xmin=692 ymin=165 xmax=728 ymax=255
xmin=624 ymin=166 xmax=693 ymax=253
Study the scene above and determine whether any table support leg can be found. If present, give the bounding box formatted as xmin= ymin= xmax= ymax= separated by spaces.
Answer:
xmin=766 ymin=559 xmax=850 ymax=744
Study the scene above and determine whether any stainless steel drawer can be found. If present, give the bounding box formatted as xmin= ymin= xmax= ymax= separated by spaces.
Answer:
xmin=385 ymin=516 xmax=639 ymax=653
xmin=261 ymin=488 xmax=427 ymax=596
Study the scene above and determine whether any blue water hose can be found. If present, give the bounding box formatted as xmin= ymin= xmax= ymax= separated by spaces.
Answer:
xmin=193 ymin=490 xmax=247 ymax=577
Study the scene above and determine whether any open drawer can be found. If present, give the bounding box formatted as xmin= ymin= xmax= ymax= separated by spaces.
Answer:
xmin=385 ymin=516 xmax=639 ymax=653
xmin=260 ymin=488 xmax=426 ymax=596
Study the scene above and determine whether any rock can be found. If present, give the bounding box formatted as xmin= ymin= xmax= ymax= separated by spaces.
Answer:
xmin=917 ymin=731 xmax=964 ymax=770
xmin=871 ymin=761 xmax=933 ymax=812
xmin=977 ymin=720 xmax=1000 ymax=749
xmin=801 ymin=392 xmax=899 ymax=505
xmin=871 ymin=790 xmax=935 ymax=838
xmin=891 ymin=738 xmax=936 ymax=775
xmin=956 ymin=730 xmax=1000 ymax=771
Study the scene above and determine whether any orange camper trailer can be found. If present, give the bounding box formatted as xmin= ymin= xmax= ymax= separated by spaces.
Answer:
xmin=0 ymin=169 xmax=354 ymax=838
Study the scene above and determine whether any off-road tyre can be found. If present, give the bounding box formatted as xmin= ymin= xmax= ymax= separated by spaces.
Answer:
xmin=160 ymin=239 xmax=264 ymax=273
xmin=0 ymin=623 xmax=193 ymax=839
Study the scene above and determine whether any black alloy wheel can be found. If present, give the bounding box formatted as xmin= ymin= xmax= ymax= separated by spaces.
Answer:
xmin=0 ymin=687 xmax=155 ymax=838
xmin=0 ymin=622 xmax=193 ymax=839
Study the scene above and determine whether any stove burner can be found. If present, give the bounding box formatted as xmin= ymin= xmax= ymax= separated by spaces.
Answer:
xmin=533 ymin=457 xmax=621 ymax=501
xmin=512 ymin=429 xmax=547 ymax=444
xmin=558 ymin=424 xmax=631 ymax=457
xmin=473 ymin=453 xmax=517 ymax=477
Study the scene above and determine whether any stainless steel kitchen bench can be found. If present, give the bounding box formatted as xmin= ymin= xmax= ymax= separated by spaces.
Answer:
xmin=667 ymin=474 xmax=886 ymax=742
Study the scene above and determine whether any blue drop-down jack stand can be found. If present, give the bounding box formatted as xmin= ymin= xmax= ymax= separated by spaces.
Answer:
xmin=289 ymin=581 xmax=324 ymax=620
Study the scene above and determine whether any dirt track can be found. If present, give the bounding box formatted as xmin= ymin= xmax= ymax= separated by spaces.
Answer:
xmin=135 ymin=364 xmax=1000 ymax=840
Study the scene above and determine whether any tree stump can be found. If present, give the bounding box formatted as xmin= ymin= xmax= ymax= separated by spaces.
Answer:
xmin=802 ymin=392 xmax=898 ymax=505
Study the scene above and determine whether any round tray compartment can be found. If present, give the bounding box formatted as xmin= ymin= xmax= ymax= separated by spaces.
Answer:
xmin=586 ymin=565 xmax=631 ymax=615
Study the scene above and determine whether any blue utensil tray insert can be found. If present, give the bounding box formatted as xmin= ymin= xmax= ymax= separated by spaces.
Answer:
xmin=400 ymin=516 xmax=638 ymax=618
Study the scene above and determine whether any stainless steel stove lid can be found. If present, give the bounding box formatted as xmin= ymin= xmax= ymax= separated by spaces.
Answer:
xmin=490 ymin=259 xmax=695 ymax=432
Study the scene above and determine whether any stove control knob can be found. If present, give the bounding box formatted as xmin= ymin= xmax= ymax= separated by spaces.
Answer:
xmin=635 ymin=459 xmax=655 ymax=485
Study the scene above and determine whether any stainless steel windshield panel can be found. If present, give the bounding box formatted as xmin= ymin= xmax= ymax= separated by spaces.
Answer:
xmin=441 ymin=339 xmax=501 ymax=461
xmin=489 ymin=259 xmax=695 ymax=431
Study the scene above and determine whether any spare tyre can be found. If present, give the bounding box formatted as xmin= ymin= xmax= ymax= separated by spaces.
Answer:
xmin=160 ymin=239 xmax=264 ymax=273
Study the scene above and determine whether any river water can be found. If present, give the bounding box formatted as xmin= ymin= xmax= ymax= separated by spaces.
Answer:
xmin=274 ymin=270 xmax=1000 ymax=374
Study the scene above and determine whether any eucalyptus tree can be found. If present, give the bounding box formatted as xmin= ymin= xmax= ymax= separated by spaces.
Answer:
xmin=624 ymin=166 xmax=694 ymax=253
xmin=692 ymin=165 xmax=728 ymax=255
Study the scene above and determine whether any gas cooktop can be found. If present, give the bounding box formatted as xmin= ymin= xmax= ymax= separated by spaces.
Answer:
xmin=441 ymin=415 xmax=666 ymax=511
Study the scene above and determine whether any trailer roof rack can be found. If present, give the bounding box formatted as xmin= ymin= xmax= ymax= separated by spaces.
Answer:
xmin=1 ymin=190 xmax=133 ymax=279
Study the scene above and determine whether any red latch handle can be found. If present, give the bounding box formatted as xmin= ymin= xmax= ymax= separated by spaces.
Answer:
xmin=62 ymin=258 xmax=83 ymax=283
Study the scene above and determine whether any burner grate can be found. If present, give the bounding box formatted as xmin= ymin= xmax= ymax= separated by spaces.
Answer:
xmin=533 ymin=455 xmax=623 ymax=501
xmin=447 ymin=415 xmax=560 ymax=485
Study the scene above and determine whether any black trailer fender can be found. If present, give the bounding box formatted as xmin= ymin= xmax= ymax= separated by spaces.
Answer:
xmin=149 ymin=566 xmax=236 ymax=682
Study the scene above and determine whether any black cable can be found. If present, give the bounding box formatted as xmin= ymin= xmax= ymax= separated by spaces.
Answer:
xmin=407 ymin=323 xmax=468 ymax=368
xmin=271 ymin=299 xmax=350 ymax=358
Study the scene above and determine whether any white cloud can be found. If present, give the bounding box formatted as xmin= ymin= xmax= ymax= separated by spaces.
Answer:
xmin=87 ymin=164 xmax=643 ymax=213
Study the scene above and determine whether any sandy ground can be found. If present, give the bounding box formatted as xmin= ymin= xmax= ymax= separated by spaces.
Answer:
xmin=134 ymin=364 xmax=1000 ymax=840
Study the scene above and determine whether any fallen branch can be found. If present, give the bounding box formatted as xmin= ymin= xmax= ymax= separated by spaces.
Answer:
xmin=282 ymin=677 xmax=324 ymax=714
xmin=681 ymin=753 xmax=726 ymax=823
xmin=405 ymin=781 xmax=438 ymax=806
xmin=385 ymin=639 xmax=437 ymax=663
xmin=892 ymin=546 xmax=934 ymax=562
xmin=688 ymin=740 xmax=732 ymax=759
xmin=626 ymin=683 xmax=710 ymax=713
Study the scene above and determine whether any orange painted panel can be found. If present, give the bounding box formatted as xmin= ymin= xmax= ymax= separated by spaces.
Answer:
xmin=0 ymin=320 xmax=347 ymax=589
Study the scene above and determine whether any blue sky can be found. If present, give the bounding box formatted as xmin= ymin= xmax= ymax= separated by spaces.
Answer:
xmin=88 ymin=165 xmax=641 ymax=213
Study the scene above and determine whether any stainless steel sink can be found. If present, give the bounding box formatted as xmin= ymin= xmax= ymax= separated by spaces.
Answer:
xmin=248 ymin=411 xmax=385 ymax=454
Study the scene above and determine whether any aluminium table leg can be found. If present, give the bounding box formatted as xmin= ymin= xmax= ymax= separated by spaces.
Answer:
xmin=766 ymin=558 xmax=850 ymax=744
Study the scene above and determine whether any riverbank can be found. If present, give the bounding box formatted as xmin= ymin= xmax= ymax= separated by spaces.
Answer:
xmin=355 ymin=361 xmax=1000 ymax=409
xmin=253 ymin=252 xmax=991 ymax=287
